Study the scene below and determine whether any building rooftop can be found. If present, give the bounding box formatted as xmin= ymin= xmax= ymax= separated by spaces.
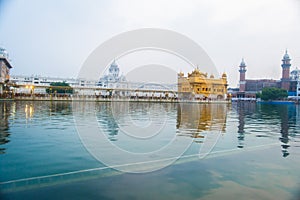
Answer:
xmin=0 ymin=46 xmax=13 ymax=68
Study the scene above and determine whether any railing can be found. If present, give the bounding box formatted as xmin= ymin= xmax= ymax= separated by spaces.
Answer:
xmin=7 ymin=94 xmax=230 ymax=104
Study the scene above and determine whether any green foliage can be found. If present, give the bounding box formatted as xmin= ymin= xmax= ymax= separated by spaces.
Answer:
xmin=261 ymin=87 xmax=287 ymax=101
xmin=46 ymin=82 xmax=73 ymax=94
xmin=256 ymin=92 xmax=261 ymax=99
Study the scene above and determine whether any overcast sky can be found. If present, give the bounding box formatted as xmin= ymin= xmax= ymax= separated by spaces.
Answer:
xmin=0 ymin=0 xmax=299 ymax=87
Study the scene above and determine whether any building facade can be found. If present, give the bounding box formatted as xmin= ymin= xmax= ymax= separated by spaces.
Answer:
xmin=0 ymin=47 xmax=13 ymax=94
xmin=232 ymin=50 xmax=299 ymax=99
xmin=11 ymin=61 xmax=177 ymax=98
xmin=290 ymin=68 xmax=300 ymax=97
xmin=177 ymin=68 xmax=228 ymax=100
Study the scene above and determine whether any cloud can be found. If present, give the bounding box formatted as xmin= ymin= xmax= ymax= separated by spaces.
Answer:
xmin=111 ymin=0 xmax=205 ymax=27
xmin=1 ymin=0 xmax=299 ymax=87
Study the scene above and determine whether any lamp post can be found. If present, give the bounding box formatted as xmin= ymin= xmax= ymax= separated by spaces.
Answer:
xmin=49 ymin=87 xmax=52 ymax=100
xmin=30 ymin=85 xmax=34 ymax=99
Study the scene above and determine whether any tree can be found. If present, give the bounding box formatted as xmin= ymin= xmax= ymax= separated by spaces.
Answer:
xmin=261 ymin=87 xmax=288 ymax=101
xmin=46 ymin=82 xmax=73 ymax=94
xmin=256 ymin=92 xmax=261 ymax=99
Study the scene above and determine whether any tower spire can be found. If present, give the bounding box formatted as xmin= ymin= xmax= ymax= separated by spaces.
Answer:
xmin=239 ymin=58 xmax=247 ymax=92
xmin=281 ymin=49 xmax=291 ymax=91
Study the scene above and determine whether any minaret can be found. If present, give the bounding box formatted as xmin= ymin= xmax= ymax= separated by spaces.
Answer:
xmin=239 ymin=58 xmax=247 ymax=92
xmin=281 ymin=50 xmax=291 ymax=91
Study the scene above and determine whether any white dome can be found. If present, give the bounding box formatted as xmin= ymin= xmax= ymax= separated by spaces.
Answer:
xmin=283 ymin=50 xmax=290 ymax=60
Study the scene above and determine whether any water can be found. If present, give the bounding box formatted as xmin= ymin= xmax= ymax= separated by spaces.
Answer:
xmin=0 ymin=101 xmax=300 ymax=199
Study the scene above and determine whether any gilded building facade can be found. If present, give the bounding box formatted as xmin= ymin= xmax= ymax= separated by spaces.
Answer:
xmin=177 ymin=103 xmax=227 ymax=139
xmin=178 ymin=68 xmax=228 ymax=100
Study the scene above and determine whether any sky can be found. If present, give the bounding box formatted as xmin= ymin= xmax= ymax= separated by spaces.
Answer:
xmin=0 ymin=0 xmax=300 ymax=87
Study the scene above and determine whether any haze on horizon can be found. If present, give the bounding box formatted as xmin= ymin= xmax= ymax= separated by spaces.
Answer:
xmin=0 ymin=0 xmax=299 ymax=87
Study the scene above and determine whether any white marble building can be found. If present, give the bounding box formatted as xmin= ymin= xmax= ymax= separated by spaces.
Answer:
xmin=11 ymin=60 xmax=177 ymax=96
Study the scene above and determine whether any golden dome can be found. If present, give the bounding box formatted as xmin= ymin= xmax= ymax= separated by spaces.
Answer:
xmin=222 ymin=72 xmax=227 ymax=78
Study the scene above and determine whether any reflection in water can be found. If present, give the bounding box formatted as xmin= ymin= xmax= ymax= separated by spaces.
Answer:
xmin=97 ymin=103 xmax=119 ymax=141
xmin=278 ymin=105 xmax=290 ymax=157
xmin=48 ymin=101 xmax=72 ymax=116
xmin=1 ymin=100 xmax=299 ymax=160
xmin=0 ymin=102 xmax=12 ymax=154
xmin=96 ymin=102 xmax=176 ymax=142
xmin=96 ymin=103 xmax=229 ymax=144
xmin=17 ymin=101 xmax=72 ymax=119
xmin=24 ymin=104 xmax=34 ymax=119
xmin=259 ymin=104 xmax=297 ymax=157
xmin=1 ymin=101 xmax=300 ymax=198
xmin=0 ymin=101 xmax=73 ymax=154
xmin=234 ymin=102 xmax=299 ymax=157
xmin=96 ymin=102 xmax=229 ymax=142
xmin=177 ymin=104 xmax=227 ymax=143
xmin=235 ymin=103 xmax=257 ymax=148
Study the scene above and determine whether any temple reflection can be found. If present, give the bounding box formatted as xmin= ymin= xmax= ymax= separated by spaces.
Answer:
xmin=97 ymin=102 xmax=176 ymax=141
xmin=97 ymin=102 xmax=228 ymax=143
xmin=97 ymin=102 xmax=119 ymax=141
xmin=48 ymin=101 xmax=72 ymax=115
xmin=277 ymin=105 xmax=296 ymax=157
xmin=0 ymin=101 xmax=74 ymax=154
xmin=24 ymin=104 xmax=34 ymax=119
xmin=0 ymin=101 xmax=13 ymax=154
xmin=235 ymin=103 xmax=256 ymax=148
xmin=2 ymin=100 xmax=298 ymax=159
xmin=176 ymin=103 xmax=227 ymax=143
xmin=235 ymin=102 xmax=297 ymax=157
xmin=15 ymin=101 xmax=72 ymax=120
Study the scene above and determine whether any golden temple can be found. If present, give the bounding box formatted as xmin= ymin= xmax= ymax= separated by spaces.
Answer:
xmin=177 ymin=68 xmax=228 ymax=100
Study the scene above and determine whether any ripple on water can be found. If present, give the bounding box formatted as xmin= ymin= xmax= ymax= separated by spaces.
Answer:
xmin=1 ymin=102 xmax=300 ymax=199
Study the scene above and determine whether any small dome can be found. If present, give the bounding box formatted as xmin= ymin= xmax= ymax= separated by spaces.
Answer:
xmin=222 ymin=73 xmax=227 ymax=78
xmin=210 ymin=74 xmax=214 ymax=78
xmin=110 ymin=59 xmax=118 ymax=68
xmin=240 ymin=58 xmax=246 ymax=67
xmin=283 ymin=50 xmax=290 ymax=60
xmin=178 ymin=71 xmax=184 ymax=77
